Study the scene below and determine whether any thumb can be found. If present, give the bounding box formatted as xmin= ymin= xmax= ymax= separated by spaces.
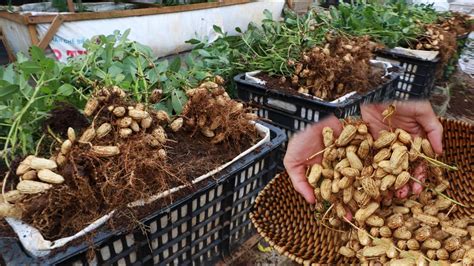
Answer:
xmin=285 ymin=163 xmax=316 ymax=204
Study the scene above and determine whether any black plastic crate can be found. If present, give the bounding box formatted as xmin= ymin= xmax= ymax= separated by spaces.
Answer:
xmin=375 ymin=49 xmax=440 ymax=100
xmin=0 ymin=121 xmax=286 ymax=265
xmin=234 ymin=69 xmax=399 ymax=154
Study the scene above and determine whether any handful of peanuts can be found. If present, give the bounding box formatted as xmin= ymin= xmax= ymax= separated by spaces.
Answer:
xmin=306 ymin=116 xmax=473 ymax=265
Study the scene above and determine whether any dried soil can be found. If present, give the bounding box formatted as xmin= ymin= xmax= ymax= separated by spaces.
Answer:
xmin=446 ymin=72 xmax=474 ymax=121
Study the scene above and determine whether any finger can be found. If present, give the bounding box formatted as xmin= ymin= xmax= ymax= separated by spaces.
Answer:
xmin=286 ymin=165 xmax=315 ymax=204
xmin=415 ymin=102 xmax=444 ymax=154
xmin=395 ymin=184 xmax=410 ymax=199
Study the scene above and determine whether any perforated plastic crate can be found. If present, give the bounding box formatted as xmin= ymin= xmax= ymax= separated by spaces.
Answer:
xmin=234 ymin=69 xmax=400 ymax=155
xmin=0 ymin=121 xmax=286 ymax=266
xmin=375 ymin=49 xmax=440 ymax=100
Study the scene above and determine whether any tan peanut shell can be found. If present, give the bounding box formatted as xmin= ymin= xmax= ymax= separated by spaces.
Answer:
xmin=444 ymin=236 xmax=461 ymax=252
xmin=393 ymin=226 xmax=412 ymax=240
xmin=113 ymin=106 xmax=126 ymax=117
xmin=379 ymin=226 xmax=392 ymax=238
xmin=119 ymin=128 xmax=133 ymax=138
xmin=79 ymin=127 xmax=96 ymax=142
xmin=407 ymin=239 xmax=420 ymax=250
xmin=354 ymin=202 xmax=379 ymax=224
xmin=374 ymin=131 xmax=396 ymax=149
xmin=387 ymin=213 xmax=404 ymax=229
xmin=366 ymin=215 xmax=384 ymax=227
xmin=436 ymin=248 xmax=449 ymax=260
xmin=362 ymin=245 xmax=386 ymax=257
xmin=141 ymin=116 xmax=153 ymax=129
xmin=374 ymin=148 xmax=391 ymax=163
xmin=335 ymin=158 xmax=350 ymax=171
xmin=421 ymin=138 xmax=435 ymax=158
xmin=380 ymin=174 xmax=396 ymax=191
xmin=358 ymin=229 xmax=372 ymax=246
xmin=395 ymin=128 xmax=412 ymax=144
xmin=392 ymin=206 xmax=410 ymax=214
xmin=30 ymin=158 xmax=57 ymax=170
xmin=331 ymin=177 xmax=340 ymax=193
xmin=343 ymin=186 xmax=353 ymax=204
xmin=320 ymin=179 xmax=332 ymax=201
xmin=307 ymin=164 xmax=322 ymax=187
xmin=413 ymin=213 xmax=439 ymax=226
xmin=338 ymin=176 xmax=352 ymax=189
xmin=442 ymin=225 xmax=468 ymax=237
xmin=38 ymin=169 xmax=65 ymax=184
xmin=321 ymin=169 xmax=334 ymax=179
xmin=17 ymin=180 xmax=52 ymax=194
xmin=152 ymin=126 xmax=167 ymax=143
xmin=131 ymin=121 xmax=140 ymax=132
xmin=91 ymin=146 xmax=120 ymax=157
xmin=156 ymin=110 xmax=170 ymax=122
xmin=118 ymin=117 xmax=133 ymax=128
xmin=346 ymin=151 xmax=363 ymax=171
xmin=357 ymin=140 xmax=370 ymax=159
xmin=394 ymin=171 xmax=410 ymax=190
xmin=128 ymin=109 xmax=148 ymax=120
xmin=56 ymin=154 xmax=67 ymax=166
xmin=67 ymin=127 xmax=76 ymax=142
xmin=339 ymin=246 xmax=355 ymax=258
xmin=170 ymin=118 xmax=184 ymax=132
xmin=422 ymin=238 xmax=441 ymax=249
xmin=84 ymin=97 xmax=99 ymax=116
xmin=353 ymin=190 xmax=371 ymax=207
xmin=336 ymin=125 xmax=357 ymax=147
xmin=322 ymin=127 xmax=334 ymax=147
xmin=389 ymin=146 xmax=407 ymax=169
xmin=361 ymin=177 xmax=379 ymax=198
xmin=340 ymin=168 xmax=359 ymax=178
xmin=16 ymin=162 xmax=31 ymax=176
xmin=96 ymin=123 xmax=112 ymax=139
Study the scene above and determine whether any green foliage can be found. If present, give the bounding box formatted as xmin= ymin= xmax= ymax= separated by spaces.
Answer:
xmin=318 ymin=0 xmax=449 ymax=48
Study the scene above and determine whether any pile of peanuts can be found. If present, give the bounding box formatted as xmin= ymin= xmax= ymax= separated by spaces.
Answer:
xmin=305 ymin=119 xmax=473 ymax=264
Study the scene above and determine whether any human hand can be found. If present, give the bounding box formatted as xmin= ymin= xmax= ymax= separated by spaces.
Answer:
xmin=361 ymin=100 xmax=443 ymax=197
xmin=283 ymin=115 xmax=342 ymax=204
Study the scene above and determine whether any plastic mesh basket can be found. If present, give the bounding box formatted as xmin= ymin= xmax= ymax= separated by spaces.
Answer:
xmin=0 ymin=121 xmax=286 ymax=266
xmin=235 ymin=69 xmax=400 ymax=166
xmin=375 ymin=49 xmax=439 ymax=100
xmin=251 ymin=118 xmax=473 ymax=264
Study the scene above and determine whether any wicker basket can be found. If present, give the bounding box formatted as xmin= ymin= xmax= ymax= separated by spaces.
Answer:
xmin=250 ymin=118 xmax=474 ymax=265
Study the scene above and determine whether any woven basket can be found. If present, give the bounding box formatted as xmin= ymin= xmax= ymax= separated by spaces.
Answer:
xmin=250 ymin=118 xmax=474 ymax=265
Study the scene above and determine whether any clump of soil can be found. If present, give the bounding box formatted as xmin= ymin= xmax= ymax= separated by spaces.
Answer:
xmin=43 ymin=103 xmax=90 ymax=139
xmin=13 ymin=83 xmax=260 ymax=240
xmin=271 ymin=35 xmax=386 ymax=101
xmin=446 ymin=72 xmax=474 ymax=120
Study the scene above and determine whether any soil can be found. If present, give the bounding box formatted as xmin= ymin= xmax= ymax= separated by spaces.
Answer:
xmin=42 ymin=103 xmax=90 ymax=139
xmin=445 ymin=72 xmax=474 ymax=122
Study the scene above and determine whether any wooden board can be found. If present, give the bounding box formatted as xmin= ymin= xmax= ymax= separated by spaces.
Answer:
xmin=0 ymin=0 xmax=250 ymax=25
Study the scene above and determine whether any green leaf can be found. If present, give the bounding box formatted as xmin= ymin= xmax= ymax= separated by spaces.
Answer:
xmin=19 ymin=61 xmax=41 ymax=75
xmin=186 ymin=38 xmax=201 ymax=45
xmin=197 ymin=49 xmax=211 ymax=58
xmin=156 ymin=60 xmax=169 ymax=73
xmin=29 ymin=46 xmax=45 ymax=62
xmin=57 ymin=84 xmax=75 ymax=96
xmin=2 ymin=64 xmax=16 ymax=84
xmin=153 ymin=101 xmax=172 ymax=115
xmin=115 ymin=73 xmax=125 ymax=83
xmin=263 ymin=9 xmax=272 ymax=20
xmin=108 ymin=63 xmax=123 ymax=76
xmin=169 ymin=57 xmax=181 ymax=73
xmin=171 ymin=90 xmax=188 ymax=114
xmin=213 ymin=25 xmax=224 ymax=35
xmin=0 ymin=84 xmax=18 ymax=100
xmin=195 ymin=71 xmax=209 ymax=81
